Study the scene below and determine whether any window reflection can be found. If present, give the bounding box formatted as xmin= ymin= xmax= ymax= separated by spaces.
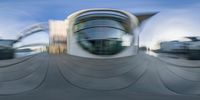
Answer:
xmin=0 ymin=39 xmax=16 ymax=60
xmin=75 ymin=18 xmax=129 ymax=55
xmin=0 ymin=46 xmax=14 ymax=60
xmin=74 ymin=19 xmax=126 ymax=32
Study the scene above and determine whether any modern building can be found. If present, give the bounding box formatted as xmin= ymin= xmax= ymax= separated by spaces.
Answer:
xmin=0 ymin=39 xmax=16 ymax=59
xmin=159 ymin=36 xmax=200 ymax=53
xmin=65 ymin=8 xmax=140 ymax=58
xmin=47 ymin=9 xmax=156 ymax=58
xmin=49 ymin=20 xmax=67 ymax=54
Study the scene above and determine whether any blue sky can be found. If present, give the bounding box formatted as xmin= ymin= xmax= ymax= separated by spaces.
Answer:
xmin=0 ymin=0 xmax=200 ymax=47
xmin=1 ymin=0 xmax=200 ymax=21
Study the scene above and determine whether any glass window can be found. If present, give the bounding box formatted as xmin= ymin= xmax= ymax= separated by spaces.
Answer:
xmin=74 ymin=19 xmax=126 ymax=32
xmin=74 ymin=16 xmax=130 ymax=55
xmin=76 ymin=27 xmax=127 ymax=55
xmin=77 ymin=27 xmax=125 ymax=40
xmin=78 ymin=39 xmax=125 ymax=55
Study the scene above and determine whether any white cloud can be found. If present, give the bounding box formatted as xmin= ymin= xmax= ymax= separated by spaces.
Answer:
xmin=139 ymin=9 xmax=200 ymax=49
xmin=0 ymin=8 xmax=36 ymax=39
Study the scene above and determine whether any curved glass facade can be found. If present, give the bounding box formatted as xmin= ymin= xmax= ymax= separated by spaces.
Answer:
xmin=75 ymin=17 xmax=128 ymax=55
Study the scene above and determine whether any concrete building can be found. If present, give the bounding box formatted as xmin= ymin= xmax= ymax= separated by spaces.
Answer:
xmin=0 ymin=39 xmax=16 ymax=59
xmin=49 ymin=20 xmax=67 ymax=54
xmin=47 ymin=9 xmax=156 ymax=57
xmin=159 ymin=36 xmax=200 ymax=53
xmin=66 ymin=8 xmax=139 ymax=58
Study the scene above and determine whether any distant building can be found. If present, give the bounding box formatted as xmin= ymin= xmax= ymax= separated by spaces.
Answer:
xmin=159 ymin=36 xmax=200 ymax=53
xmin=0 ymin=39 xmax=16 ymax=60
xmin=160 ymin=41 xmax=187 ymax=53
xmin=0 ymin=39 xmax=16 ymax=47
xmin=186 ymin=37 xmax=200 ymax=50
xmin=49 ymin=20 xmax=68 ymax=54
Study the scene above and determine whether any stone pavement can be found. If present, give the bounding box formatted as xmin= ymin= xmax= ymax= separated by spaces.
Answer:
xmin=0 ymin=52 xmax=200 ymax=100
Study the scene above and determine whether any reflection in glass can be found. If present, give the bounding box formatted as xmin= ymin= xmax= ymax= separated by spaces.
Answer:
xmin=75 ymin=16 xmax=131 ymax=55
xmin=0 ymin=39 xmax=16 ymax=60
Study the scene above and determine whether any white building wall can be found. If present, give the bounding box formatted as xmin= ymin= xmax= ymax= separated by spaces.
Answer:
xmin=66 ymin=9 xmax=139 ymax=58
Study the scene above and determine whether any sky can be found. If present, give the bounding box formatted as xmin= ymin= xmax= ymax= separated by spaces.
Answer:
xmin=0 ymin=0 xmax=200 ymax=47
xmin=1 ymin=0 xmax=200 ymax=21
xmin=140 ymin=9 xmax=200 ymax=49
